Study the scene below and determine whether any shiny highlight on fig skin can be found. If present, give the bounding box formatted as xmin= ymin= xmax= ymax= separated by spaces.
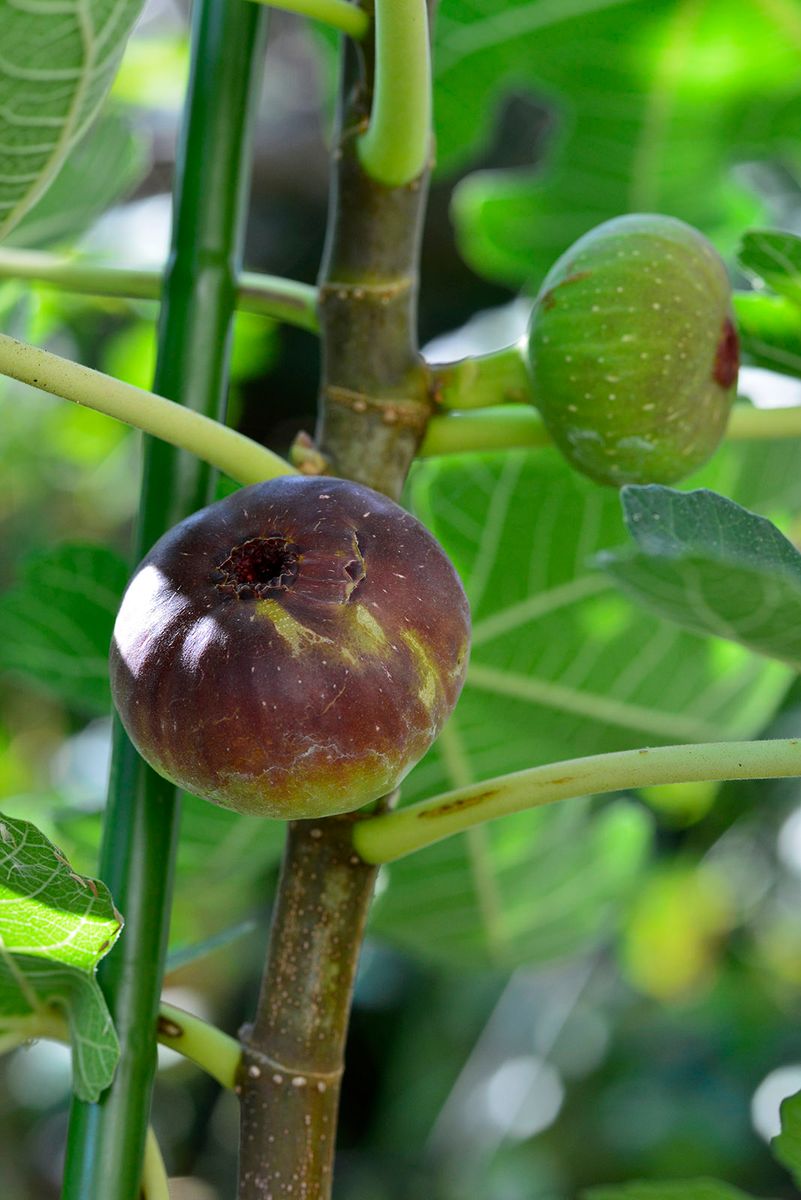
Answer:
xmin=110 ymin=476 xmax=471 ymax=820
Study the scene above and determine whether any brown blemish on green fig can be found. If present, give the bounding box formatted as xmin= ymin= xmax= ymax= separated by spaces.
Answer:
xmin=527 ymin=213 xmax=738 ymax=487
xmin=713 ymin=317 xmax=739 ymax=389
xmin=110 ymin=476 xmax=471 ymax=820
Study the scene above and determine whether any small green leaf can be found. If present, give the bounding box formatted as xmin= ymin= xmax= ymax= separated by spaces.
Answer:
xmin=586 ymin=1181 xmax=755 ymax=1200
xmin=739 ymin=230 xmax=801 ymax=307
xmin=0 ymin=542 xmax=128 ymax=712
xmin=600 ymin=486 xmax=801 ymax=668
xmin=0 ymin=0 xmax=147 ymax=239
xmin=772 ymin=1088 xmax=801 ymax=1188
xmin=0 ymin=812 xmax=122 ymax=1100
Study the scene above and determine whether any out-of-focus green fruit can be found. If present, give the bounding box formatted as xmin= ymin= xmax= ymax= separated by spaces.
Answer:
xmin=527 ymin=214 xmax=739 ymax=486
xmin=110 ymin=476 xmax=470 ymax=820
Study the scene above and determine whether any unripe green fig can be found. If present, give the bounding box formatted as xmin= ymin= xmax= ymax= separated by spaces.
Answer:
xmin=526 ymin=214 xmax=739 ymax=486
xmin=110 ymin=477 xmax=470 ymax=820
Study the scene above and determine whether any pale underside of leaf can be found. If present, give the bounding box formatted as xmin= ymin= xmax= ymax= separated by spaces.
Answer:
xmin=0 ymin=0 xmax=145 ymax=239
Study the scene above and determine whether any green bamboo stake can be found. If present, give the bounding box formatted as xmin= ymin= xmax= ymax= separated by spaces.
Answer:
xmin=61 ymin=0 xmax=268 ymax=1195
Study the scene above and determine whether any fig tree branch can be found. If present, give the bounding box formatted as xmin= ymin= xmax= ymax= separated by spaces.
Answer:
xmin=0 ymin=249 xmax=319 ymax=331
xmin=353 ymin=738 xmax=801 ymax=863
xmin=0 ymin=334 xmax=294 ymax=485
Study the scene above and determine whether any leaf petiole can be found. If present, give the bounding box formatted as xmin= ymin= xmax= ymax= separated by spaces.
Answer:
xmin=353 ymin=738 xmax=801 ymax=862
xmin=0 ymin=334 xmax=295 ymax=486
xmin=157 ymin=1002 xmax=241 ymax=1090
xmin=0 ymin=249 xmax=319 ymax=332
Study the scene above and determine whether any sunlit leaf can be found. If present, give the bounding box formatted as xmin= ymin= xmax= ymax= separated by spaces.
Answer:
xmin=0 ymin=812 xmax=121 ymax=1100
xmin=441 ymin=0 xmax=799 ymax=287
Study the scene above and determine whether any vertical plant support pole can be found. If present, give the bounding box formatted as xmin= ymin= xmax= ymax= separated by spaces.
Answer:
xmin=62 ymin=2 xmax=267 ymax=1196
xmin=239 ymin=3 xmax=434 ymax=1197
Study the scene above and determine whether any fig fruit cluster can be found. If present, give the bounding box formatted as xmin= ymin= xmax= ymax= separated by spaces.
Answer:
xmin=527 ymin=214 xmax=739 ymax=486
xmin=110 ymin=477 xmax=470 ymax=820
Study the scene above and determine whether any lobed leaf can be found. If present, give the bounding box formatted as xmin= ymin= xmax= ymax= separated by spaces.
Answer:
xmin=440 ymin=0 xmax=798 ymax=288
xmin=373 ymin=436 xmax=801 ymax=968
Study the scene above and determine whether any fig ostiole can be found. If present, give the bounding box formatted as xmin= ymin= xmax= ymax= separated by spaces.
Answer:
xmin=110 ymin=476 xmax=471 ymax=820
xmin=526 ymin=213 xmax=739 ymax=487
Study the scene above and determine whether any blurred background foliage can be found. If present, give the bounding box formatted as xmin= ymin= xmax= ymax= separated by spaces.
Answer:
xmin=3 ymin=0 xmax=801 ymax=1197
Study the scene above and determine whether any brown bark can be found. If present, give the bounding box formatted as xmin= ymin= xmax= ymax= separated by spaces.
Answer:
xmin=238 ymin=817 xmax=379 ymax=1198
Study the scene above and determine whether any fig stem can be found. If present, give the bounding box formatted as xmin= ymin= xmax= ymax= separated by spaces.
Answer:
xmin=353 ymin=738 xmax=801 ymax=863
xmin=357 ymin=0 xmax=432 ymax=187
xmin=0 ymin=249 xmax=320 ymax=331
xmin=246 ymin=0 xmax=368 ymax=38
xmin=0 ymin=333 xmax=295 ymax=485
xmin=420 ymin=402 xmax=801 ymax=459
xmin=431 ymin=340 xmax=531 ymax=409
xmin=156 ymin=1003 xmax=241 ymax=1090
xmin=239 ymin=819 xmax=378 ymax=1200
xmin=141 ymin=1127 xmax=170 ymax=1200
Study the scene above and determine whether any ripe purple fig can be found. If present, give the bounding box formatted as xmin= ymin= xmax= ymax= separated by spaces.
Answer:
xmin=527 ymin=214 xmax=739 ymax=486
xmin=110 ymin=476 xmax=470 ymax=819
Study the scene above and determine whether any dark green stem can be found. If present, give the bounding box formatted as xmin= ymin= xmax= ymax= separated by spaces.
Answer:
xmin=61 ymin=3 xmax=267 ymax=1197
xmin=314 ymin=27 xmax=434 ymax=501
xmin=239 ymin=818 xmax=378 ymax=1199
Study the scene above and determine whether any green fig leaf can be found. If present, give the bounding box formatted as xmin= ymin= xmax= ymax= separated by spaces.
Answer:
xmin=0 ymin=0 xmax=146 ymax=239
xmin=0 ymin=812 xmax=122 ymax=1100
xmin=445 ymin=0 xmax=796 ymax=288
xmin=372 ymin=434 xmax=801 ymax=969
xmin=0 ymin=542 xmax=128 ymax=713
xmin=600 ymin=486 xmax=801 ymax=667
